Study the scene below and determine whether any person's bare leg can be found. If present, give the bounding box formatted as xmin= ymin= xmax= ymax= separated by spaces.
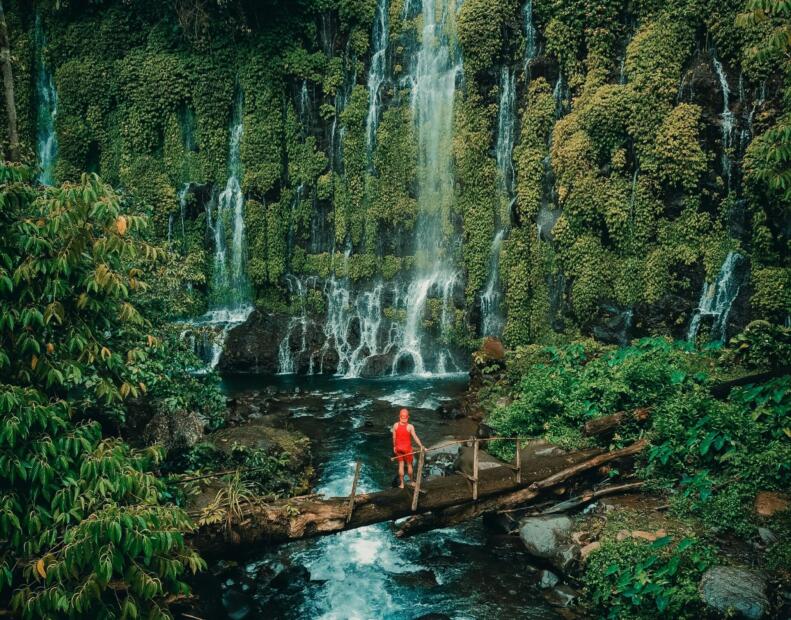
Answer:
xmin=406 ymin=460 xmax=414 ymax=484
xmin=398 ymin=460 xmax=405 ymax=488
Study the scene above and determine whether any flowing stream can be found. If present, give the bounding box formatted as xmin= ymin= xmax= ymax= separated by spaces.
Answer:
xmin=210 ymin=374 xmax=558 ymax=620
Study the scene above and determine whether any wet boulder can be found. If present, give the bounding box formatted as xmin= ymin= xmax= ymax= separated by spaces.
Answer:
xmin=142 ymin=409 xmax=204 ymax=454
xmin=699 ymin=566 xmax=769 ymax=619
xmin=519 ymin=515 xmax=580 ymax=573
xmin=267 ymin=564 xmax=311 ymax=596
xmin=359 ymin=352 xmax=395 ymax=377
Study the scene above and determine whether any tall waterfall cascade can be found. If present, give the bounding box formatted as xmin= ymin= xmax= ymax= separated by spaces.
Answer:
xmin=481 ymin=66 xmax=516 ymax=337
xmin=275 ymin=0 xmax=465 ymax=378
xmin=365 ymin=0 xmax=389 ymax=159
xmin=687 ymin=251 xmax=744 ymax=343
xmin=394 ymin=0 xmax=463 ymax=375
xmin=35 ymin=15 xmax=58 ymax=185
xmin=209 ymin=90 xmax=252 ymax=319
xmin=189 ymin=91 xmax=252 ymax=369
xmin=712 ymin=53 xmax=735 ymax=188
xmin=523 ymin=0 xmax=537 ymax=75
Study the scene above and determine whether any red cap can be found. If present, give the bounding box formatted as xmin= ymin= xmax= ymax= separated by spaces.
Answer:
xmin=399 ymin=408 xmax=409 ymax=417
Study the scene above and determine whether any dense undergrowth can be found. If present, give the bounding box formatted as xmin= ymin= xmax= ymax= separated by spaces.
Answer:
xmin=482 ymin=328 xmax=790 ymax=617
xmin=0 ymin=165 xmax=305 ymax=618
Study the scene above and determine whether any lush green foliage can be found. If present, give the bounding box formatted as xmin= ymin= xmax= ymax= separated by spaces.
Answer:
xmin=0 ymin=164 xmax=213 ymax=618
xmin=584 ymin=535 xmax=716 ymax=619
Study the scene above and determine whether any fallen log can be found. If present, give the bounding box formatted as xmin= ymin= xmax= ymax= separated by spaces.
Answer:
xmin=191 ymin=445 xmax=603 ymax=557
xmin=524 ymin=481 xmax=644 ymax=516
xmin=394 ymin=440 xmax=647 ymax=538
xmin=583 ymin=408 xmax=650 ymax=437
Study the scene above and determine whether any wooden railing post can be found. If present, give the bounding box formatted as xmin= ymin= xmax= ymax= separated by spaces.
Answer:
xmin=346 ymin=461 xmax=362 ymax=524
xmin=472 ymin=439 xmax=479 ymax=501
xmin=411 ymin=448 xmax=425 ymax=511
xmin=515 ymin=439 xmax=521 ymax=485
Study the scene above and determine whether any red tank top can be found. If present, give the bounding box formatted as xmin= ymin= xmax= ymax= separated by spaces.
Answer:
xmin=395 ymin=422 xmax=412 ymax=452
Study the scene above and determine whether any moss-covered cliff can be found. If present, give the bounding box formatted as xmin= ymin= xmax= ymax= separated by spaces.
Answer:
xmin=2 ymin=0 xmax=788 ymax=373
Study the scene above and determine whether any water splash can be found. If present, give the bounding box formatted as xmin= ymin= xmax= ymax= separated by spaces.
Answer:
xmin=278 ymin=275 xmax=314 ymax=375
xmin=687 ymin=251 xmax=744 ymax=343
xmin=35 ymin=15 xmax=58 ymax=185
xmin=712 ymin=52 xmax=734 ymax=188
xmin=365 ymin=0 xmax=389 ymax=159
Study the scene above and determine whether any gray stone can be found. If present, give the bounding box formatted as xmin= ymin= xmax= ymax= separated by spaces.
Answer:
xmin=539 ymin=569 xmax=559 ymax=589
xmin=757 ymin=527 xmax=778 ymax=545
xmin=699 ymin=566 xmax=769 ymax=620
xmin=545 ymin=584 xmax=578 ymax=608
xmin=519 ymin=515 xmax=580 ymax=573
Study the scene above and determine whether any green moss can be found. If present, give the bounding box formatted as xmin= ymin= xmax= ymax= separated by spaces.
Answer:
xmin=751 ymin=267 xmax=791 ymax=322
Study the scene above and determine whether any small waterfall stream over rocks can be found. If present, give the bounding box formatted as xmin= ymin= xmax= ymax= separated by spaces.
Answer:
xmin=712 ymin=52 xmax=735 ymax=188
xmin=687 ymin=251 xmax=745 ymax=343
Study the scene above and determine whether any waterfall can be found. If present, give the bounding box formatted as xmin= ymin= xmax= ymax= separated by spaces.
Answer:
xmin=480 ymin=231 xmax=506 ymax=337
xmin=687 ymin=251 xmax=744 ymax=343
xmin=523 ymin=0 xmax=537 ymax=76
xmin=178 ymin=182 xmax=189 ymax=248
xmin=365 ymin=0 xmax=389 ymax=158
xmin=298 ymin=80 xmax=311 ymax=130
xmin=481 ymin=66 xmax=516 ymax=337
xmin=209 ymin=89 xmax=251 ymax=319
xmin=35 ymin=15 xmax=58 ymax=185
xmin=711 ymin=53 xmax=734 ymax=188
xmin=553 ymin=74 xmax=566 ymax=117
xmin=278 ymin=276 xmax=313 ymax=375
xmin=185 ymin=90 xmax=252 ymax=371
xmin=394 ymin=0 xmax=463 ymax=376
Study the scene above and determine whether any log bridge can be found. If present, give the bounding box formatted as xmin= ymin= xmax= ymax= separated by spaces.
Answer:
xmin=192 ymin=410 xmax=649 ymax=557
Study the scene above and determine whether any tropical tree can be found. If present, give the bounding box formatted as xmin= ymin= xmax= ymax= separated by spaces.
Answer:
xmin=0 ymin=164 xmax=204 ymax=618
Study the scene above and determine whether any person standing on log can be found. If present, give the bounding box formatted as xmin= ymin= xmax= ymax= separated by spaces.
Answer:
xmin=393 ymin=408 xmax=424 ymax=489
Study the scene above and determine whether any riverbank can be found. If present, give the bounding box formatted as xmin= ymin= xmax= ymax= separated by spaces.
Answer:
xmin=465 ymin=333 xmax=790 ymax=619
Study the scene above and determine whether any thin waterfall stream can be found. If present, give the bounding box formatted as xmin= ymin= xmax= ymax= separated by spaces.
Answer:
xmin=480 ymin=66 xmax=516 ymax=338
xmin=35 ymin=14 xmax=58 ymax=185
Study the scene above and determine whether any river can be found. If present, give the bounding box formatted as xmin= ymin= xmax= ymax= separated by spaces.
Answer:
xmin=208 ymin=374 xmax=559 ymax=620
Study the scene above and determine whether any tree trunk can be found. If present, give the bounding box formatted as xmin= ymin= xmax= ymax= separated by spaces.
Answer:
xmin=0 ymin=0 xmax=19 ymax=162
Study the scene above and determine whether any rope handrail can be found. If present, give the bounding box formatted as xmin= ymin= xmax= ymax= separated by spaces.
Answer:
xmin=389 ymin=436 xmax=526 ymax=460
